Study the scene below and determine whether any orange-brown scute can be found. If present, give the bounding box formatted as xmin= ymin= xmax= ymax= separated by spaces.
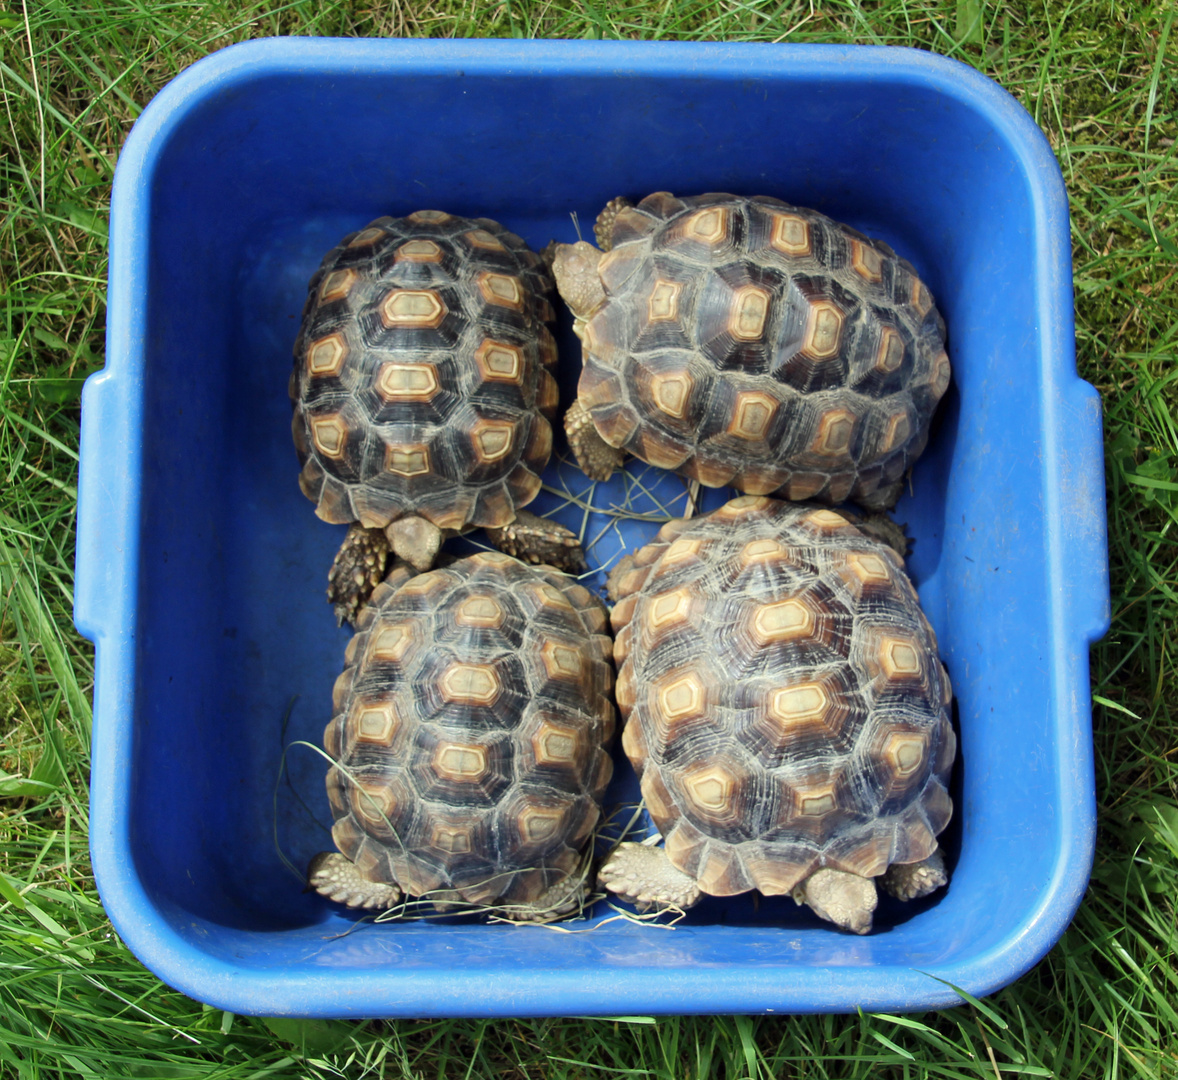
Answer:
xmin=610 ymin=497 xmax=953 ymax=898
xmin=580 ymin=193 xmax=949 ymax=509
xmin=324 ymin=554 xmax=615 ymax=906
xmin=292 ymin=214 xmax=557 ymax=532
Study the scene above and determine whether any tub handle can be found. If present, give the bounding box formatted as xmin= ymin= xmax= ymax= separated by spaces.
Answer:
xmin=74 ymin=368 xmax=139 ymax=644
xmin=1055 ymin=379 xmax=1111 ymax=645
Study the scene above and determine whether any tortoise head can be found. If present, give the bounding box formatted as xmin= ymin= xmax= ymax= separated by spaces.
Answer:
xmin=551 ymin=241 xmax=607 ymax=321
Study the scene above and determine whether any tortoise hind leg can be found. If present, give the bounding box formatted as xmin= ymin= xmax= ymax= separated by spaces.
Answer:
xmin=327 ymin=524 xmax=390 ymax=627
xmin=597 ymin=842 xmax=702 ymax=912
xmin=849 ymin=512 xmax=910 ymax=559
xmin=308 ymin=852 xmax=403 ymax=910
xmin=856 ymin=477 xmax=906 ymax=514
xmin=880 ymin=848 xmax=947 ymax=901
xmin=503 ymin=875 xmax=590 ymax=923
xmin=486 ymin=510 xmax=587 ymax=574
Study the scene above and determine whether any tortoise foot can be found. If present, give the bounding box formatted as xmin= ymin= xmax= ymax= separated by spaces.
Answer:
xmin=486 ymin=510 xmax=587 ymax=574
xmin=597 ymin=842 xmax=701 ymax=912
xmin=308 ymin=852 xmax=402 ymax=910
xmin=502 ymin=874 xmax=589 ymax=923
xmin=327 ymin=524 xmax=390 ymax=626
xmin=850 ymin=512 xmax=910 ymax=558
xmin=565 ymin=398 xmax=623 ymax=482
xmin=880 ymin=848 xmax=947 ymax=901
xmin=855 ymin=477 xmax=906 ymax=514
xmin=594 ymin=197 xmax=634 ymax=251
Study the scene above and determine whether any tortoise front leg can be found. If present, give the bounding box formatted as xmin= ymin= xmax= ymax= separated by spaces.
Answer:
xmin=564 ymin=398 xmax=624 ymax=483
xmin=548 ymin=240 xmax=626 ymax=484
xmin=593 ymin=197 xmax=634 ymax=251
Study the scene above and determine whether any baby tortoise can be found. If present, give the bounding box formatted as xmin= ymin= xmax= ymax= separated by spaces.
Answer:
xmin=552 ymin=193 xmax=950 ymax=511
xmin=293 ymin=211 xmax=583 ymax=624
xmin=310 ymin=552 xmax=615 ymax=921
xmin=599 ymin=495 xmax=954 ymax=933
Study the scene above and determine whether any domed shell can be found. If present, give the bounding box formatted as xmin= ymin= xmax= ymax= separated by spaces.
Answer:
xmin=579 ymin=193 xmax=950 ymax=507
xmin=292 ymin=212 xmax=560 ymax=534
xmin=608 ymin=496 xmax=954 ymax=899
xmin=324 ymin=553 xmax=616 ymax=906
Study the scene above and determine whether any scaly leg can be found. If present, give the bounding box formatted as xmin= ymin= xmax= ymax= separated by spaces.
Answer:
xmin=308 ymin=852 xmax=402 ymax=911
xmin=326 ymin=524 xmax=389 ymax=627
xmin=597 ymin=842 xmax=702 ymax=912
xmin=880 ymin=848 xmax=947 ymax=901
xmin=486 ymin=510 xmax=587 ymax=574
xmin=594 ymin=197 xmax=634 ymax=251
xmin=564 ymin=398 xmax=624 ymax=483
xmin=501 ymin=874 xmax=590 ymax=923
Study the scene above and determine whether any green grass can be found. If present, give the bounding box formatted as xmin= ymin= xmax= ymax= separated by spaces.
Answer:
xmin=1 ymin=0 xmax=1176 ymax=1076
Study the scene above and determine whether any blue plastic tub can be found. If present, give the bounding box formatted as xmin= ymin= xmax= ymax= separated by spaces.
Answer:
xmin=76 ymin=38 xmax=1109 ymax=1017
